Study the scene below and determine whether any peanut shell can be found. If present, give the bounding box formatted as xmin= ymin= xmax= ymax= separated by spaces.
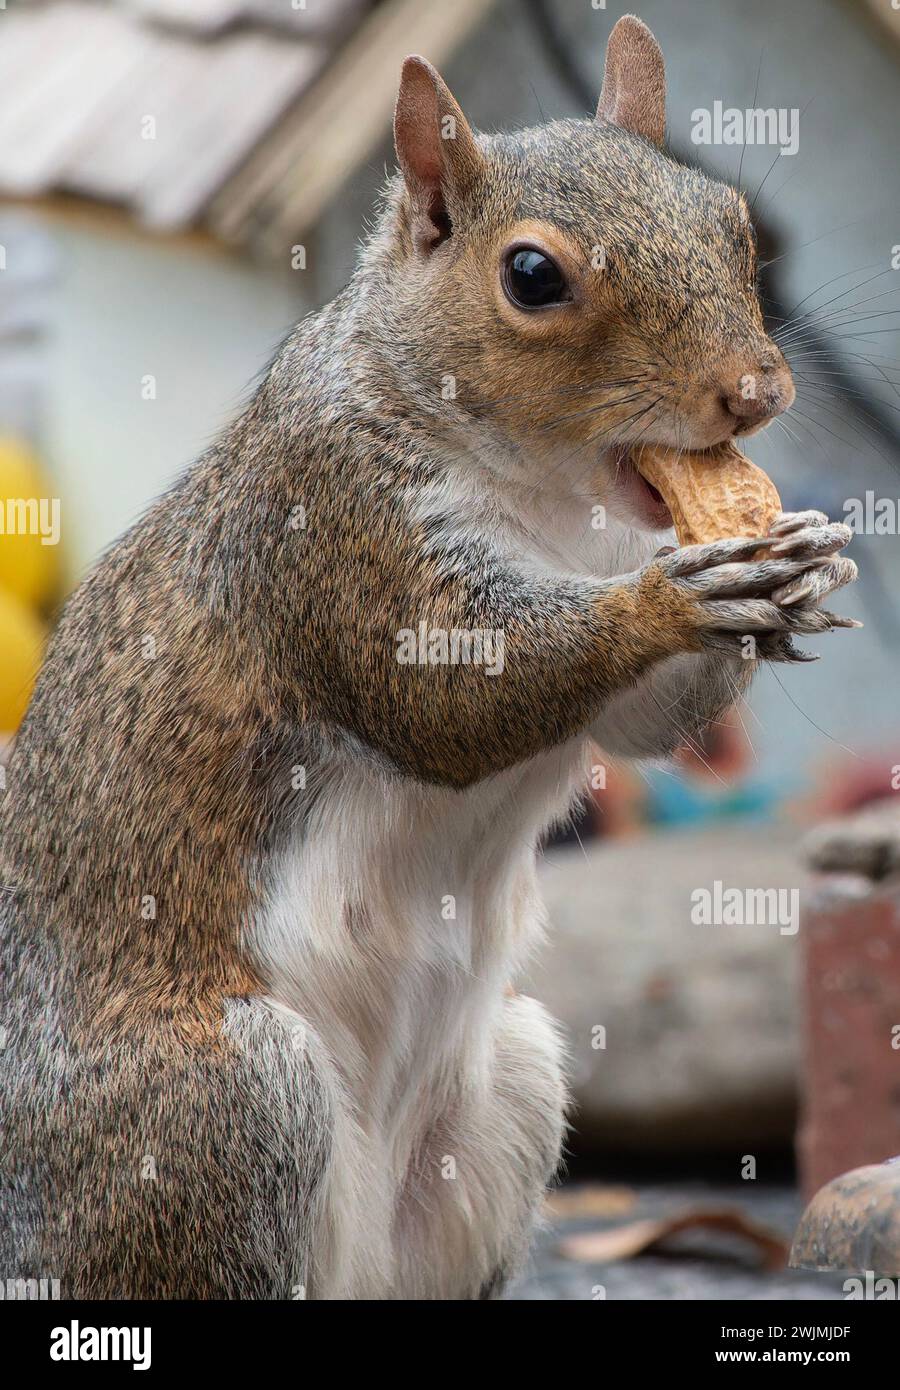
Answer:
xmin=632 ymin=442 xmax=782 ymax=547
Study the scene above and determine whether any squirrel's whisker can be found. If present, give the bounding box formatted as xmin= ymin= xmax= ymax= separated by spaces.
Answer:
xmin=791 ymin=402 xmax=900 ymax=474
xmin=795 ymin=378 xmax=900 ymax=417
xmin=518 ymin=392 xmax=667 ymax=500
xmin=470 ymin=375 xmax=657 ymax=414
xmin=774 ymin=269 xmax=899 ymax=342
xmin=774 ymin=260 xmax=882 ymax=322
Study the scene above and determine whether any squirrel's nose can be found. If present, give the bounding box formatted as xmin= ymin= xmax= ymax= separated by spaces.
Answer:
xmin=721 ymin=362 xmax=795 ymax=434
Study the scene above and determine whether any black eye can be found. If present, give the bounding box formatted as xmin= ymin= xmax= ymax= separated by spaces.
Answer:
xmin=503 ymin=248 xmax=568 ymax=309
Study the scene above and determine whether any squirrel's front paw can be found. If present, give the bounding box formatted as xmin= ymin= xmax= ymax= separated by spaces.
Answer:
xmin=654 ymin=514 xmax=859 ymax=663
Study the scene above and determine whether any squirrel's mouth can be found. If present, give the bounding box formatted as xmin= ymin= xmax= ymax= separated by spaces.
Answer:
xmin=606 ymin=446 xmax=674 ymax=533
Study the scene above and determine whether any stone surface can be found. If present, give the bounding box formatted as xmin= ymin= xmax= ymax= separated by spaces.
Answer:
xmin=527 ymin=824 xmax=809 ymax=1150
xmin=791 ymin=1161 xmax=900 ymax=1275
xmin=507 ymin=1182 xmax=846 ymax=1301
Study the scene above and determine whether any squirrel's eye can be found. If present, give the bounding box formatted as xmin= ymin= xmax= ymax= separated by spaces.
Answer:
xmin=503 ymin=248 xmax=568 ymax=309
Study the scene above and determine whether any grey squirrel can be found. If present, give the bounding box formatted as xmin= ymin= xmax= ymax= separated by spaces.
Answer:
xmin=0 ymin=16 xmax=856 ymax=1299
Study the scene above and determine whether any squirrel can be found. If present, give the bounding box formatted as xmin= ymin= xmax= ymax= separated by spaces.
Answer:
xmin=0 ymin=16 xmax=857 ymax=1300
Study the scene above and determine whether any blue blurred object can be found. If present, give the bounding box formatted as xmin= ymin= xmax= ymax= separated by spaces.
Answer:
xmin=644 ymin=768 xmax=796 ymax=827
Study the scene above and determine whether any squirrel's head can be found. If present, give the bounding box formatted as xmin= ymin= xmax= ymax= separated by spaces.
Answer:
xmin=380 ymin=15 xmax=795 ymax=529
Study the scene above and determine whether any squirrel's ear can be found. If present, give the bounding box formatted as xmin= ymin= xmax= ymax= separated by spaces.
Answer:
xmin=394 ymin=55 xmax=484 ymax=255
xmin=596 ymin=15 xmax=666 ymax=146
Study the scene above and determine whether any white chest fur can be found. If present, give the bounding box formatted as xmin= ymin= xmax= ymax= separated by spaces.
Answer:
xmin=252 ymin=746 xmax=580 ymax=1131
xmin=249 ymin=745 xmax=579 ymax=1296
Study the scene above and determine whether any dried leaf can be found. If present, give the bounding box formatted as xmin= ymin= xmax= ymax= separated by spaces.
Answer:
xmin=559 ymin=1205 xmax=788 ymax=1271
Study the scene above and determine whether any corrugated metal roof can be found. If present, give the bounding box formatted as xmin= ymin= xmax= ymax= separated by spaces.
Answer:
xmin=0 ymin=0 xmax=365 ymax=232
xmin=123 ymin=0 xmax=362 ymax=38
xmin=0 ymin=0 xmax=496 ymax=255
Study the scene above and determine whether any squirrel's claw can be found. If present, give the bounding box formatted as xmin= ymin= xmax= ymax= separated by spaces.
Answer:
xmin=769 ymin=521 xmax=853 ymax=559
xmin=768 ymin=509 xmax=830 ymax=536
xmin=771 ymin=555 xmax=858 ymax=607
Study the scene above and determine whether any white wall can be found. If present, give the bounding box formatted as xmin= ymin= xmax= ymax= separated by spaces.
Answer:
xmin=33 ymin=216 xmax=310 ymax=582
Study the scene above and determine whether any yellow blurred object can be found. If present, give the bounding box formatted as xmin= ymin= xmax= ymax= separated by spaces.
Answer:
xmin=0 ymin=436 xmax=61 ymax=609
xmin=0 ymin=585 xmax=46 ymax=731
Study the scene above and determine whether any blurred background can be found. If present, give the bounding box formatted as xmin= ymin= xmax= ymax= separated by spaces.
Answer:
xmin=1 ymin=0 xmax=899 ymax=1298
